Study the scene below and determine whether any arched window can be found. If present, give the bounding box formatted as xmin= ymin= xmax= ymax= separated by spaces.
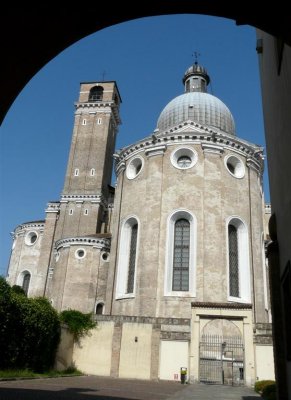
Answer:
xmin=116 ymin=217 xmax=139 ymax=298
xmin=127 ymin=223 xmax=138 ymax=293
xmin=96 ymin=303 xmax=104 ymax=315
xmin=165 ymin=210 xmax=196 ymax=296
xmin=88 ymin=86 xmax=103 ymax=102
xmin=228 ymin=224 xmax=239 ymax=297
xmin=227 ymin=217 xmax=250 ymax=302
xmin=173 ymin=219 xmax=190 ymax=291
xmin=22 ymin=272 xmax=31 ymax=296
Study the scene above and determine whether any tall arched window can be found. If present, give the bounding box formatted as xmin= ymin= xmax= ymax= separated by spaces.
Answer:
xmin=88 ymin=86 xmax=103 ymax=101
xmin=227 ymin=217 xmax=250 ymax=302
xmin=228 ymin=224 xmax=239 ymax=297
xmin=116 ymin=216 xmax=139 ymax=298
xmin=22 ymin=272 xmax=31 ymax=296
xmin=173 ymin=219 xmax=190 ymax=291
xmin=127 ymin=223 xmax=138 ymax=293
xmin=165 ymin=210 xmax=196 ymax=296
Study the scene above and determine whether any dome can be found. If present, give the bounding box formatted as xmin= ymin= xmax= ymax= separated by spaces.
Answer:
xmin=157 ymin=92 xmax=235 ymax=135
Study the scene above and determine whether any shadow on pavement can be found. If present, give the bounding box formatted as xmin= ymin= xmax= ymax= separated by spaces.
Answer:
xmin=242 ymin=397 xmax=261 ymax=400
xmin=0 ymin=387 xmax=139 ymax=400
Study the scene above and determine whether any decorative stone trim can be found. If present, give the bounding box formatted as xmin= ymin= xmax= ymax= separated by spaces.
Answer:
xmin=246 ymin=157 xmax=262 ymax=174
xmin=145 ymin=145 xmax=167 ymax=158
xmin=202 ymin=142 xmax=224 ymax=154
xmin=115 ymin=161 xmax=126 ymax=176
xmin=46 ymin=202 xmax=60 ymax=213
xmin=253 ymin=323 xmax=273 ymax=345
xmin=55 ymin=236 xmax=110 ymax=251
xmin=94 ymin=314 xmax=190 ymax=326
xmin=191 ymin=301 xmax=252 ymax=310
xmin=60 ymin=194 xmax=106 ymax=207
xmin=161 ymin=331 xmax=191 ymax=341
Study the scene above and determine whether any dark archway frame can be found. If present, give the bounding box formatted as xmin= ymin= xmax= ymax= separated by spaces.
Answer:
xmin=1 ymin=2 xmax=290 ymax=124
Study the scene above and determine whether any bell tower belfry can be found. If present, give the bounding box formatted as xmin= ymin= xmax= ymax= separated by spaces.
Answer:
xmin=55 ymin=81 xmax=121 ymax=238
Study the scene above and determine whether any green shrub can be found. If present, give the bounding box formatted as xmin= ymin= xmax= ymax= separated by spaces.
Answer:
xmin=262 ymin=383 xmax=276 ymax=400
xmin=60 ymin=309 xmax=96 ymax=340
xmin=11 ymin=285 xmax=26 ymax=296
xmin=254 ymin=380 xmax=276 ymax=393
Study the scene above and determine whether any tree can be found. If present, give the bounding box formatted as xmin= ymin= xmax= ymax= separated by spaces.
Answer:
xmin=0 ymin=277 xmax=60 ymax=371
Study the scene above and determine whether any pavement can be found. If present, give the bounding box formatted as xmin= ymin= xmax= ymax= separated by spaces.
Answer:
xmin=0 ymin=375 xmax=261 ymax=400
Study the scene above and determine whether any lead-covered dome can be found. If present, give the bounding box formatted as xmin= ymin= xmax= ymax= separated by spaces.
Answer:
xmin=157 ymin=92 xmax=235 ymax=135
xmin=156 ymin=62 xmax=236 ymax=136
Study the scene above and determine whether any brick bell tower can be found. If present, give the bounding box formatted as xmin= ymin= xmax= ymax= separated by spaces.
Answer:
xmin=55 ymin=81 xmax=121 ymax=239
xmin=45 ymin=81 xmax=121 ymax=311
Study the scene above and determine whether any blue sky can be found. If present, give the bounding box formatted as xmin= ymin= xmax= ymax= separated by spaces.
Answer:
xmin=0 ymin=14 xmax=268 ymax=277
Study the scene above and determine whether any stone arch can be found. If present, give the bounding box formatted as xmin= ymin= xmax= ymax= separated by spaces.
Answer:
xmin=202 ymin=318 xmax=242 ymax=338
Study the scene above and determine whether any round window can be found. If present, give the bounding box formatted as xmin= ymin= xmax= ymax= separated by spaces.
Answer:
xmin=126 ymin=157 xmax=144 ymax=179
xmin=101 ymin=252 xmax=109 ymax=262
xmin=225 ymin=155 xmax=245 ymax=178
xmin=177 ymin=155 xmax=192 ymax=168
xmin=75 ymin=248 xmax=86 ymax=259
xmin=25 ymin=231 xmax=38 ymax=246
xmin=171 ymin=147 xmax=198 ymax=170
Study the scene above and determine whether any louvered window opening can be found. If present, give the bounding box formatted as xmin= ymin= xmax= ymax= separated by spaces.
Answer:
xmin=89 ymin=87 xmax=103 ymax=102
xmin=172 ymin=219 xmax=190 ymax=291
xmin=22 ymin=273 xmax=31 ymax=296
xmin=127 ymin=224 xmax=138 ymax=293
xmin=228 ymin=224 xmax=240 ymax=297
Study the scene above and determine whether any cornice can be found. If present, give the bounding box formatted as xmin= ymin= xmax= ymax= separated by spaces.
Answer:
xmin=145 ymin=144 xmax=167 ymax=158
xmin=60 ymin=194 xmax=107 ymax=207
xmin=55 ymin=236 xmax=111 ymax=251
xmin=74 ymin=101 xmax=121 ymax=125
xmin=46 ymin=202 xmax=60 ymax=213
xmin=115 ymin=123 xmax=264 ymax=175
xmin=14 ymin=221 xmax=45 ymax=235
xmin=191 ymin=301 xmax=252 ymax=310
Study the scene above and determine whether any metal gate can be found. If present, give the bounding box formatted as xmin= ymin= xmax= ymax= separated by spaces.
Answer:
xmin=199 ymin=334 xmax=244 ymax=386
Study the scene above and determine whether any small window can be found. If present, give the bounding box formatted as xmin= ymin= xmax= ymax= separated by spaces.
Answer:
xmin=97 ymin=118 xmax=102 ymax=125
xmin=82 ymin=119 xmax=87 ymax=125
xmin=84 ymin=209 xmax=88 ymax=215
xmin=177 ymin=155 xmax=192 ymax=169
xmin=69 ymin=209 xmax=73 ymax=215
xmin=224 ymin=155 xmax=245 ymax=178
xmin=74 ymin=169 xmax=79 ymax=176
xmin=126 ymin=157 xmax=144 ymax=180
xmin=22 ymin=272 xmax=31 ymax=296
xmin=25 ymin=231 xmax=38 ymax=246
xmin=102 ymin=252 xmax=109 ymax=261
xmin=90 ymin=168 xmax=95 ymax=176
xmin=96 ymin=303 xmax=104 ymax=315
xmin=75 ymin=248 xmax=86 ymax=259
xmin=171 ymin=147 xmax=198 ymax=170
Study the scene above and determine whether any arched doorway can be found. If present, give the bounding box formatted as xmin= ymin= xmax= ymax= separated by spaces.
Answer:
xmin=200 ymin=319 xmax=244 ymax=386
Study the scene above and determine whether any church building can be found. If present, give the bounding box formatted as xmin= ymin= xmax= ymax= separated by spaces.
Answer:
xmin=7 ymin=63 xmax=274 ymax=386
